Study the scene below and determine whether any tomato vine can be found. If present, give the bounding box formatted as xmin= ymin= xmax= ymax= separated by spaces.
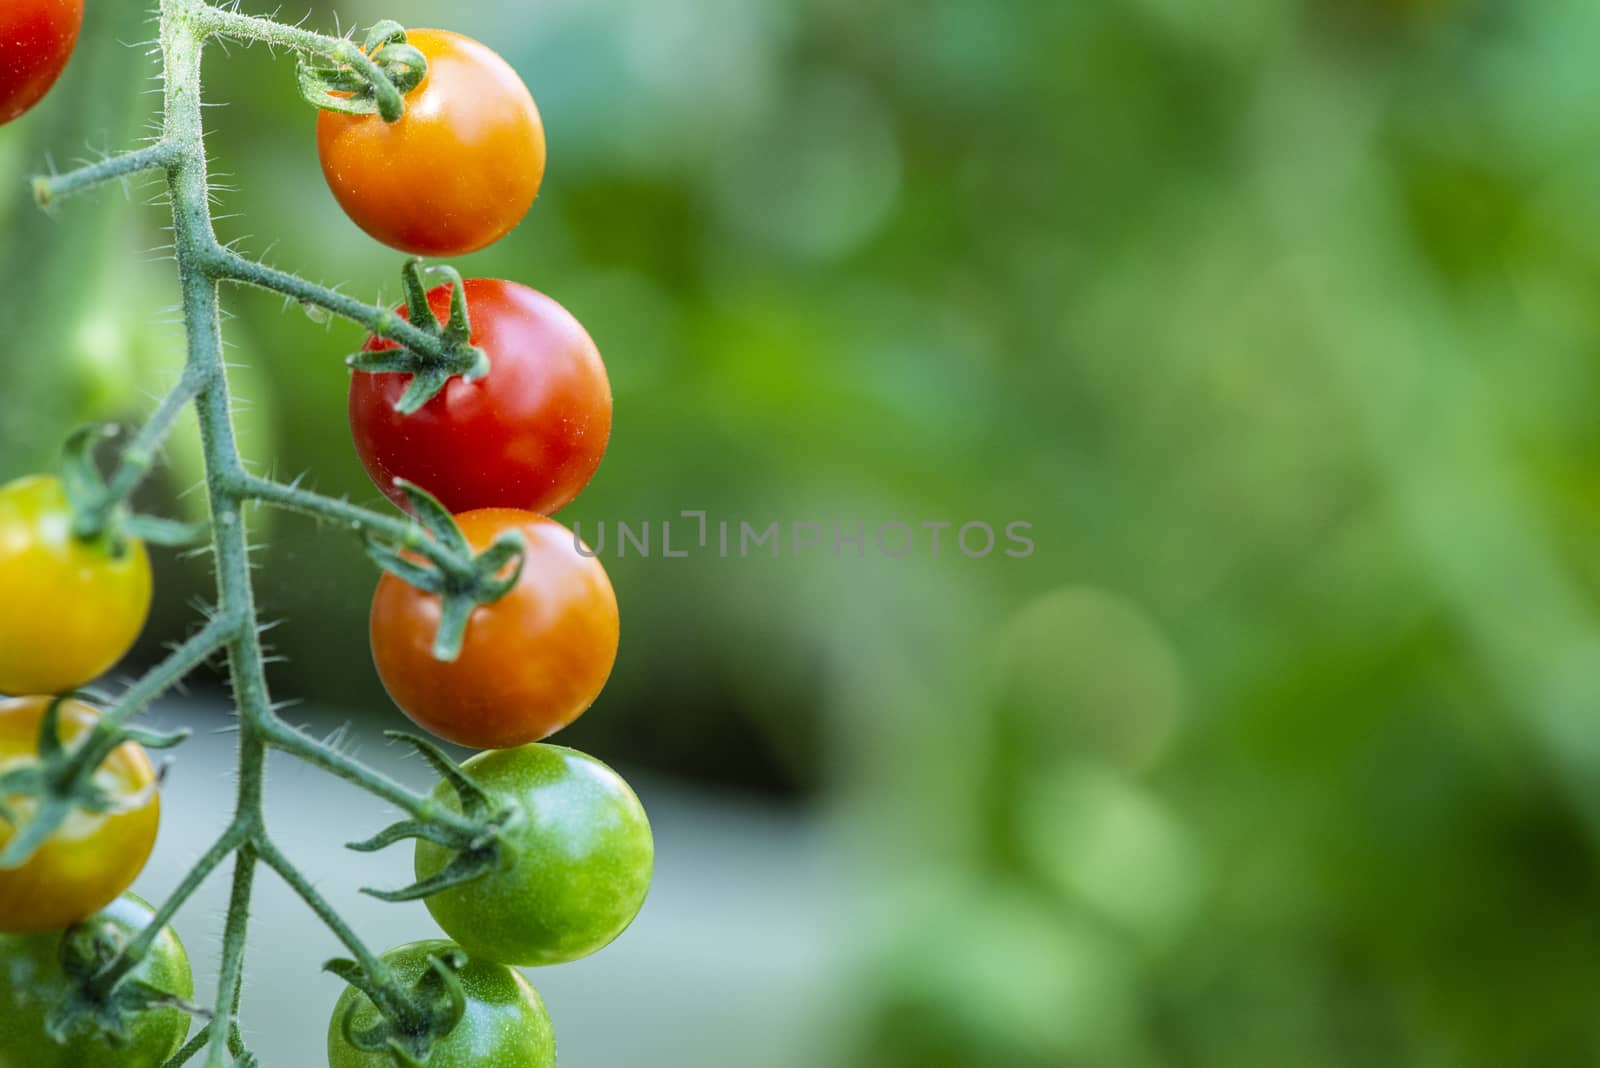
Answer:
xmin=5 ymin=2 xmax=650 ymax=1066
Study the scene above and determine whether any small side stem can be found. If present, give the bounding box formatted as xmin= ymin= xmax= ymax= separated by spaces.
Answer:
xmin=187 ymin=3 xmax=361 ymax=53
xmin=257 ymin=838 xmax=387 ymax=977
xmin=163 ymin=1022 xmax=213 ymax=1068
xmin=212 ymin=250 xmax=446 ymax=359
xmin=102 ymin=611 xmax=243 ymax=732
xmin=119 ymin=820 xmax=251 ymax=974
xmin=32 ymin=141 xmax=179 ymax=206
xmin=73 ymin=367 xmax=213 ymax=539
xmin=97 ymin=366 xmax=213 ymax=518
xmin=204 ymin=843 xmax=258 ymax=1068
xmin=264 ymin=721 xmax=479 ymax=837
xmin=227 ymin=471 xmax=477 ymax=577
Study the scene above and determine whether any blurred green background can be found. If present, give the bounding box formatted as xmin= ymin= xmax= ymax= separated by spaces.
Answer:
xmin=7 ymin=0 xmax=1600 ymax=1064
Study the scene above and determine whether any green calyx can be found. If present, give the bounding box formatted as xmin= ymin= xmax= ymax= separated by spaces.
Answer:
xmin=45 ymin=915 xmax=205 ymax=1047
xmin=349 ymin=260 xmax=490 ymax=415
xmin=326 ymin=946 xmax=468 ymax=1068
xmin=0 ymin=698 xmax=188 ymax=871
xmin=61 ymin=425 xmax=208 ymax=554
xmin=298 ymin=21 xmax=427 ymax=123
xmin=362 ymin=479 xmax=526 ymax=661
xmin=346 ymin=732 xmax=521 ymax=904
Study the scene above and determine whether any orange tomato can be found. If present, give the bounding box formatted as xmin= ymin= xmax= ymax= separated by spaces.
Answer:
xmin=316 ymin=29 xmax=546 ymax=256
xmin=0 ymin=697 xmax=160 ymax=934
xmin=369 ymin=511 xmax=619 ymax=749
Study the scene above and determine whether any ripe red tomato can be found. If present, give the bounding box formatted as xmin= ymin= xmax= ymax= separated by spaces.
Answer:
xmin=369 ymin=511 xmax=619 ymax=750
xmin=0 ymin=697 xmax=160 ymax=935
xmin=317 ymin=29 xmax=545 ymax=256
xmin=350 ymin=280 xmax=612 ymax=517
xmin=0 ymin=0 xmax=83 ymax=125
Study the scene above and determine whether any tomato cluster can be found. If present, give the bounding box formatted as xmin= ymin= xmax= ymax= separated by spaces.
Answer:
xmin=0 ymin=476 xmax=162 ymax=938
xmin=329 ymin=26 xmax=649 ymax=1067
xmin=1 ymin=17 xmax=650 ymax=1067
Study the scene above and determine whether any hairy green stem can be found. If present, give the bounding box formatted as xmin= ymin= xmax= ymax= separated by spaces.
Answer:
xmin=228 ymin=471 xmax=478 ymax=579
xmin=207 ymin=844 xmax=258 ymax=1067
xmin=189 ymin=3 xmax=409 ymax=120
xmin=213 ymin=251 xmax=452 ymax=363
xmin=121 ymin=820 xmax=252 ymax=978
xmin=94 ymin=368 xmax=212 ymax=521
xmin=258 ymin=838 xmax=386 ymax=977
xmin=163 ymin=1021 xmax=214 ymax=1068
xmin=103 ymin=611 xmax=242 ymax=732
xmin=33 ymin=141 xmax=180 ymax=207
xmin=263 ymin=721 xmax=479 ymax=836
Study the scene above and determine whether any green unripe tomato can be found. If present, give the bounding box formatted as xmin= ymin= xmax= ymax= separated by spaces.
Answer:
xmin=326 ymin=940 xmax=555 ymax=1068
xmin=0 ymin=893 xmax=194 ymax=1068
xmin=415 ymin=745 xmax=654 ymax=966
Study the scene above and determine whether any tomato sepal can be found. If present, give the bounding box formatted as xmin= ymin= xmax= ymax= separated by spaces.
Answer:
xmin=362 ymin=481 xmax=527 ymax=661
xmin=43 ymin=910 xmax=208 ymax=1049
xmin=345 ymin=260 xmax=489 ymax=415
xmin=296 ymin=24 xmax=426 ymax=122
xmin=60 ymin=425 xmax=208 ymax=551
xmin=0 ymin=697 xmax=182 ymax=871
xmin=325 ymin=946 xmax=468 ymax=1068
xmin=347 ymin=732 xmax=520 ymax=903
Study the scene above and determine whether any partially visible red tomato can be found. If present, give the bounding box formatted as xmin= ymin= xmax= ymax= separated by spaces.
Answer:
xmin=316 ymin=29 xmax=545 ymax=256
xmin=0 ymin=0 xmax=83 ymax=125
xmin=350 ymin=280 xmax=612 ymax=517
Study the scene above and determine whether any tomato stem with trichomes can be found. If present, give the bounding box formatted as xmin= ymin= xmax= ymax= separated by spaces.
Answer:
xmin=25 ymin=3 xmax=519 ymax=1065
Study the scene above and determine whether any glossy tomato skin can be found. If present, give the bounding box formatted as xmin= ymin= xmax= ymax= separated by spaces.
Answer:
xmin=0 ymin=698 xmax=160 ymax=934
xmin=327 ymin=940 xmax=555 ymax=1068
xmin=350 ymin=280 xmax=612 ymax=517
xmin=0 ymin=894 xmax=193 ymax=1068
xmin=317 ymin=29 xmax=545 ymax=256
xmin=0 ymin=476 xmax=153 ymax=696
xmin=0 ymin=0 xmax=83 ymax=125
xmin=416 ymin=745 xmax=653 ymax=967
xmin=370 ymin=511 xmax=619 ymax=749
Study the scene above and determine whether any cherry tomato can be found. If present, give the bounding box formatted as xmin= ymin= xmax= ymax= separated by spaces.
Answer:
xmin=0 ymin=697 xmax=160 ymax=934
xmin=0 ymin=893 xmax=193 ymax=1068
xmin=350 ymin=280 xmax=612 ymax=517
xmin=416 ymin=744 xmax=653 ymax=967
xmin=0 ymin=0 xmax=83 ymax=126
xmin=0 ymin=475 xmax=152 ymax=696
xmin=317 ymin=29 xmax=546 ymax=256
xmin=327 ymin=940 xmax=555 ymax=1068
xmin=370 ymin=511 xmax=619 ymax=749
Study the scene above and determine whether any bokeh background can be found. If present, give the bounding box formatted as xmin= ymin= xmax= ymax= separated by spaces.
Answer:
xmin=6 ymin=0 xmax=1600 ymax=1064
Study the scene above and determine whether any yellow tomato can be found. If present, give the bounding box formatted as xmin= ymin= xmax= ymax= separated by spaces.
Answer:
xmin=0 ymin=475 xmax=152 ymax=695
xmin=0 ymin=697 xmax=160 ymax=934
